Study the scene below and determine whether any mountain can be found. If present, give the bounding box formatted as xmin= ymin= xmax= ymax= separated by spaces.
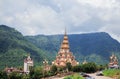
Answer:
xmin=26 ymin=32 xmax=120 ymax=64
xmin=0 ymin=24 xmax=120 ymax=69
xmin=0 ymin=25 xmax=48 ymax=69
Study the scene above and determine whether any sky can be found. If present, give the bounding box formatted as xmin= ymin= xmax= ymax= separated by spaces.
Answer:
xmin=0 ymin=0 xmax=120 ymax=41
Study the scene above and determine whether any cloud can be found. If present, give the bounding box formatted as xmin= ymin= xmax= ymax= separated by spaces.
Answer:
xmin=77 ymin=0 xmax=120 ymax=9
xmin=0 ymin=0 xmax=120 ymax=42
xmin=99 ymin=24 xmax=120 ymax=41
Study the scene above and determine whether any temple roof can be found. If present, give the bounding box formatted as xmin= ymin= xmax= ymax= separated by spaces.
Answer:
xmin=24 ymin=54 xmax=33 ymax=62
xmin=60 ymin=29 xmax=70 ymax=50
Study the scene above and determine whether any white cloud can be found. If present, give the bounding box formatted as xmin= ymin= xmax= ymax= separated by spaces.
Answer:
xmin=99 ymin=24 xmax=120 ymax=41
xmin=0 ymin=0 xmax=120 ymax=42
xmin=77 ymin=0 xmax=120 ymax=9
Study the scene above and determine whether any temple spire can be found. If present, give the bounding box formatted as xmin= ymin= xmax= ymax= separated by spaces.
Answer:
xmin=65 ymin=27 xmax=67 ymax=35
xmin=60 ymin=28 xmax=70 ymax=51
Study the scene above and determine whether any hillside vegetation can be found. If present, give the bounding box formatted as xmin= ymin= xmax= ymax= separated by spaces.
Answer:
xmin=0 ymin=25 xmax=120 ymax=70
xmin=26 ymin=32 xmax=120 ymax=64
xmin=0 ymin=25 xmax=48 ymax=69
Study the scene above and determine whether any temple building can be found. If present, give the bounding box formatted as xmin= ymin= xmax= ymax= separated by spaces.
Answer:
xmin=52 ymin=29 xmax=79 ymax=67
xmin=43 ymin=59 xmax=50 ymax=71
xmin=108 ymin=54 xmax=119 ymax=69
xmin=82 ymin=59 xmax=88 ymax=64
xmin=5 ymin=67 xmax=23 ymax=74
xmin=24 ymin=55 xmax=33 ymax=73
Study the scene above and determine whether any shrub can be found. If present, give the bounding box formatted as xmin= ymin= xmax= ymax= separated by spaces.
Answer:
xmin=66 ymin=62 xmax=72 ymax=71
xmin=97 ymin=65 xmax=106 ymax=71
xmin=29 ymin=66 xmax=43 ymax=79
xmin=82 ymin=62 xmax=97 ymax=73
xmin=50 ymin=65 xmax=57 ymax=75
xmin=0 ymin=71 xmax=8 ymax=79
xmin=72 ymin=65 xmax=82 ymax=72
xmin=9 ymin=72 xmax=22 ymax=79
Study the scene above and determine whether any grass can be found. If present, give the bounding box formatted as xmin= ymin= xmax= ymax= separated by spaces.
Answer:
xmin=103 ymin=69 xmax=120 ymax=79
xmin=64 ymin=73 xmax=84 ymax=79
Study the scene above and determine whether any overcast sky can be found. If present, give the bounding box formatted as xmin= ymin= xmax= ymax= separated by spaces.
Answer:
xmin=0 ymin=0 xmax=120 ymax=41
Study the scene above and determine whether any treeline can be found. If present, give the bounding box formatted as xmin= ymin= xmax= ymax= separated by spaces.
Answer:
xmin=0 ymin=71 xmax=29 ymax=79
xmin=0 ymin=62 xmax=107 ymax=79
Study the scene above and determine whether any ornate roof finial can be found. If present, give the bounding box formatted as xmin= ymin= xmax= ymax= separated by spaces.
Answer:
xmin=65 ymin=27 xmax=67 ymax=35
xmin=27 ymin=53 xmax=31 ymax=60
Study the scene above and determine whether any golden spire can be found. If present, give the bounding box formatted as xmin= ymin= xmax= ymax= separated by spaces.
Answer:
xmin=65 ymin=27 xmax=67 ymax=35
xmin=60 ymin=28 xmax=70 ymax=51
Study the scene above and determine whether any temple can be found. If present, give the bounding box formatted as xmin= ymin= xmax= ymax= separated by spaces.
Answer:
xmin=5 ymin=67 xmax=23 ymax=74
xmin=82 ymin=59 xmax=87 ymax=64
xmin=24 ymin=55 xmax=33 ymax=73
xmin=43 ymin=59 xmax=50 ymax=71
xmin=52 ymin=29 xmax=79 ymax=67
xmin=108 ymin=54 xmax=119 ymax=69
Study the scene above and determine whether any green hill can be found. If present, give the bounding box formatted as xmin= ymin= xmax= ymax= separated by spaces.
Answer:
xmin=0 ymin=25 xmax=47 ymax=69
xmin=26 ymin=33 xmax=120 ymax=65
xmin=0 ymin=25 xmax=120 ymax=70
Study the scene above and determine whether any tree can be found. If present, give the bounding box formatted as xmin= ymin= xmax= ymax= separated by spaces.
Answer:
xmin=29 ymin=67 xmax=35 ymax=79
xmin=97 ymin=65 xmax=105 ymax=71
xmin=82 ymin=62 xmax=97 ymax=73
xmin=72 ymin=65 xmax=82 ymax=72
xmin=66 ymin=62 xmax=72 ymax=71
xmin=9 ymin=72 xmax=22 ymax=79
xmin=50 ymin=65 xmax=57 ymax=75
xmin=29 ymin=66 xmax=43 ymax=79
xmin=0 ymin=71 xmax=8 ymax=79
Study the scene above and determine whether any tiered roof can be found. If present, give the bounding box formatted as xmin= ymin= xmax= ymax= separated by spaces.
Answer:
xmin=52 ymin=29 xmax=79 ymax=67
xmin=60 ymin=30 xmax=69 ymax=51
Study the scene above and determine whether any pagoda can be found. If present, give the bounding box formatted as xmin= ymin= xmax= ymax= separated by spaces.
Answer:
xmin=52 ymin=29 xmax=79 ymax=67
xmin=108 ymin=54 xmax=119 ymax=69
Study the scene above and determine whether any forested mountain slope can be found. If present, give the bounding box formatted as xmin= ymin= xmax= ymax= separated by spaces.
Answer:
xmin=0 ymin=24 xmax=120 ymax=70
xmin=26 ymin=32 xmax=120 ymax=64
xmin=0 ymin=25 xmax=48 ymax=69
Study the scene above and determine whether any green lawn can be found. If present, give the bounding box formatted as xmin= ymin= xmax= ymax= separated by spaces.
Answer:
xmin=64 ymin=73 xmax=84 ymax=79
xmin=103 ymin=69 xmax=120 ymax=79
